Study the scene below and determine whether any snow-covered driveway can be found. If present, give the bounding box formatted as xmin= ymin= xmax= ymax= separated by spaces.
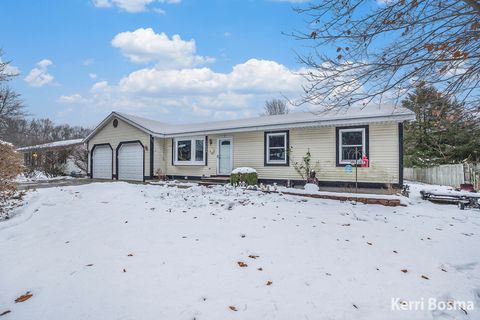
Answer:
xmin=1 ymin=182 xmax=479 ymax=319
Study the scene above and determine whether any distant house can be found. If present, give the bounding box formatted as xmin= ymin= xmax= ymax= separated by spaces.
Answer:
xmin=83 ymin=105 xmax=415 ymax=189
xmin=17 ymin=139 xmax=86 ymax=176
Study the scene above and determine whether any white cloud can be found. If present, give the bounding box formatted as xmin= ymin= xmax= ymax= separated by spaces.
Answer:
xmin=83 ymin=58 xmax=95 ymax=66
xmin=0 ymin=59 xmax=20 ymax=76
xmin=92 ymin=0 xmax=180 ymax=13
xmin=111 ymin=28 xmax=214 ymax=68
xmin=91 ymin=80 xmax=110 ymax=92
xmin=79 ymin=59 xmax=306 ymax=122
xmin=92 ymin=0 xmax=112 ymax=8
xmin=152 ymin=7 xmax=166 ymax=15
xmin=117 ymin=59 xmax=304 ymax=95
xmin=24 ymin=59 xmax=54 ymax=87
xmin=271 ymin=0 xmax=310 ymax=3
xmin=58 ymin=93 xmax=83 ymax=103
xmin=89 ymin=73 xmax=97 ymax=79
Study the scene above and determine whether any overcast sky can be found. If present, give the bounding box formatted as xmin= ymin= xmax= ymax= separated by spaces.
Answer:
xmin=0 ymin=0 xmax=319 ymax=127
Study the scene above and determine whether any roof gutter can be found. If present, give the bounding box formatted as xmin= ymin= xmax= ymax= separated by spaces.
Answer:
xmin=162 ymin=113 xmax=416 ymax=138
xmin=84 ymin=111 xmax=415 ymax=141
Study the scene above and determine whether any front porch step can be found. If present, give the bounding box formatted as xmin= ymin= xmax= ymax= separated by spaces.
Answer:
xmin=200 ymin=176 xmax=230 ymax=185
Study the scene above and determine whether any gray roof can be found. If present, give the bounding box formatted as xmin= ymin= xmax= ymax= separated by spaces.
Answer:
xmin=86 ymin=104 xmax=415 ymax=141
xmin=17 ymin=139 xmax=84 ymax=152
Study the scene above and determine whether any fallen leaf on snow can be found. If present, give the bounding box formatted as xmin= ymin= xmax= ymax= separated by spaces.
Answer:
xmin=257 ymin=267 xmax=263 ymax=271
xmin=15 ymin=292 xmax=33 ymax=303
xmin=248 ymin=255 xmax=259 ymax=259
xmin=237 ymin=262 xmax=248 ymax=268
xmin=266 ymin=281 xmax=273 ymax=286
xmin=401 ymin=269 xmax=408 ymax=273
xmin=229 ymin=306 xmax=238 ymax=311
xmin=127 ymin=253 xmax=133 ymax=257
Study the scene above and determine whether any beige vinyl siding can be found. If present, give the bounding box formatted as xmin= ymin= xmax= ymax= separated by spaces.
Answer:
xmin=87 ymin=117 xmax=151 ymax=177
xmin=162 ymin=122 xmax=399 ymax=184
xmin=154 ymin=137 xmax=167 ymax=176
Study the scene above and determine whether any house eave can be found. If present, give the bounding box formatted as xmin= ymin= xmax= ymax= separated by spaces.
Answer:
xmin=83 ymin=111 xmax=157 ymax=143
xmin=85 ymin=111 xmax=415 ymax=140
xmin=163 ymin=113 xmax=415 ymax=138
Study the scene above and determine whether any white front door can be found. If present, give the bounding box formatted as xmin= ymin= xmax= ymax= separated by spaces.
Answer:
xmin=117 ymin=142 xmax=144 ymax=181
xmin=217 ymin=138 xmax=232 ymax=175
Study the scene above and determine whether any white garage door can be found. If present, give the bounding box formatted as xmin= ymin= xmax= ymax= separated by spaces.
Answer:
xmin=92 ymin=145 xmax=112 ymax=179
xmin=118 ymin=142 xmax=144 ymax=181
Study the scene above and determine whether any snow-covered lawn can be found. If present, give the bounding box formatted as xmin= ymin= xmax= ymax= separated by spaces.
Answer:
xmin=1 ymin=182 xmax=479 ymax=319
xmin=15 ymin=171 xmax=75 ymax=183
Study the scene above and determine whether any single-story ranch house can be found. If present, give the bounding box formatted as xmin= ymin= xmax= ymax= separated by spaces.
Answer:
xmin=83 ymin=105 xmax=415 ymax=188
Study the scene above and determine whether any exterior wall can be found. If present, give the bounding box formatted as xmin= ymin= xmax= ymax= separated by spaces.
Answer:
xmin=87 ymin=117 xmax=151 ymax=178
xmin=154 ymin=137 xmax=167 ymax=176
xmin=161 ymin=122 xmax=400 ymax=184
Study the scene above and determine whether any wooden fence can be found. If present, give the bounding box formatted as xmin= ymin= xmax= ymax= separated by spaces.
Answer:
xmin=404 ymin=163 xmax=480 ymax=189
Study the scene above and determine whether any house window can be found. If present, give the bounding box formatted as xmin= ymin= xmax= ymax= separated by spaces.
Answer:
xmin=265 ymin=131 xmax=289 ymax=166
xmin=337 ymin=126 xmax=369 ymax=166
xmin=174 ymin=137 xmax=206 ymax=165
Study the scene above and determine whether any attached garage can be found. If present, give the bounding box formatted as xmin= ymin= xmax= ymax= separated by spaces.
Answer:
xmin=91 ymin=144 xmax=113 ymax=179
xmin=117 ymin=141 xmax=144 ymax=181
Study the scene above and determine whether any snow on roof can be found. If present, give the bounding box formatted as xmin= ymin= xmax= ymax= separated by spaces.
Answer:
xmin=128 ymin=104 xmax=413 ymax=136
xmin=0 ymin=140 xmax=14 ymax=147
xmin=17 ymin=139 xmax=84 ymax=152
xmin=86 ymin=104 xmax=415 ymax=141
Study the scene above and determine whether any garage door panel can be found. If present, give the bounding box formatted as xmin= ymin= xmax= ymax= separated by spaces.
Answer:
xmin=92 ymin=145 xmax=112 ymax=179
xmin=118 ymin=142 xmax=144 ymax=181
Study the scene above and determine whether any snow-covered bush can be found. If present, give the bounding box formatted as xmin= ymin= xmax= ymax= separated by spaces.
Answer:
xmin=0 ymin=140 xmax=24 ymax=218
xmin=230 ymin=167 xmax=258 ymax=186
xmin=304 ymin=183 xmax=319 ymax=192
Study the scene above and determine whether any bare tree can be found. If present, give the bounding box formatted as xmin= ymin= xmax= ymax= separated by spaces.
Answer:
xmin=0 ymin=50 xmax=26 ymax=135
xmin=263 ymin=99 xmax=290 ymax=115
xmin=0 ymin=87 xmax=26 ymax=128
xmin=71 ymin=146 xmax=88 ymax=173
xmin=291 ymin=0 xmax=480 ymax=110
xmin=0 ymin=49 xmax=16 ymax=83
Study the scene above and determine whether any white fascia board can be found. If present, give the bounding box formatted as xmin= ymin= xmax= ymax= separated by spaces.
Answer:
xmin=163 ymin=113 xmax=415 ymax=138
xmin=83 ymin=112 xmax=157 ymax=142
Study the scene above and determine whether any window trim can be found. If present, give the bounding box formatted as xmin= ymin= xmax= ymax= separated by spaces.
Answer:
xmin=173 ymin=136 xmax=206 ymax=166
xmin=264 ymin=130 xmax=289 ymax=166
xmin=335 ymin=125 xmax=369 ymax=167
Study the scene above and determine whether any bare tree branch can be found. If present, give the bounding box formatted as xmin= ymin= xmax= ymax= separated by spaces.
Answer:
xmin=291 ymin=0 xmax=480 ymax=109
